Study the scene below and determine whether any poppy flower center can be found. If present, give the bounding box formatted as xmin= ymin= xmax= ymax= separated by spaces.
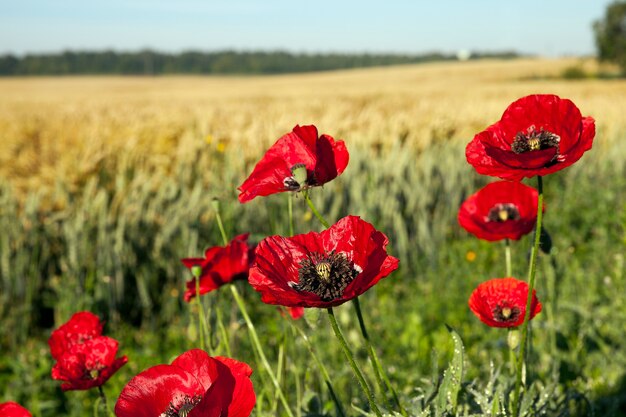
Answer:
xmin=511 ymin=127 xmax=560 ymax=155
xmin=493 ymin=303 xmax=521 ymax=323
xmin=161 ymin=394 xmax=202 ymax=417
xmin=283 ymin=163 xmax=315 ymax=192
xmin=487 ymin=203 xmax=520 ymax=222
xmin=292 ymin=251 xmax=360 ymax=301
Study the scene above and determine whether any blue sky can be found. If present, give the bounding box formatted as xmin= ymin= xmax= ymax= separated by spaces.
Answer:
xmin=0 ymin=0 xmax=612 ymax=56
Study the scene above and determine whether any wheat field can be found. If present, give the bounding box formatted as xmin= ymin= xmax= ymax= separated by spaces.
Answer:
xmin=1 ymin=57 xmax=624 ymax=198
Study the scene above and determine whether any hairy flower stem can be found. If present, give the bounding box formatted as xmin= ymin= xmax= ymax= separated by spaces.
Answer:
xmin=288 ymin=194 xmax=295 ymax=236
xmin=213 ymin=200 xmax=230 ymax=247
xmin=97 ymin=386 xmax=114 ymax=417
xmin=304 ymin=192 xmax=330 ymax=228
xmin=288 ymin=319 xmax=347 ymax=417
xmin=327 ymin=308 xmax=383 ymax=417
xmin=512 ymin=176 xmax=544 ymax=417
xmin=353 ymin=298 xmax=407 ymax=416
xmin=214 ymin=300 xmax=232 ymax=357
xmin=287 ymin=195 xmax=346 ymax=416
xmin=545 ymin=256 xmax=559 ymax=373
xmin=304 ymin=192 xmax=399 ymax=414
xmin=194 ymin=275 xmax=207 ymax=352
xmin=214 ymin=201 xmax=295 ymax=417
xmin=505 ymin=238 xmax=512 ymax=277
xmin=231 ymin=285 xmax=295 ymax=417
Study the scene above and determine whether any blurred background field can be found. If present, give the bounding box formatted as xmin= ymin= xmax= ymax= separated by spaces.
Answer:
xmin=1 ymin=58 xmax=626 ymax=416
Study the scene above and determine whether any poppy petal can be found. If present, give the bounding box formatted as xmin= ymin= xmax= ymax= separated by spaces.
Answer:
xmin=115 ymin=365 xmax=205 ymax=417
xmin=458 ymin=181 xmax=539 ymax=241
xmin=49 ymin=311 xmax=103 ymax=360
xmin=468 ymin=277 xmax=542 ymax=328
xmin=466 ymin=94 xmax=594 ymax=180
xmin=238 ymin=125 xmax=348 ymax=203
xmin=249 ymin=216 xmax=398 ymax=308
xmin=0 ymin=402 xmax=32 ymax=417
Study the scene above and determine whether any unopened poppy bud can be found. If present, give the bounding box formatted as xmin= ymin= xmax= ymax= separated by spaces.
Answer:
xmin=507 ymin=328 xmax=521 ymax=350
xmin=211 ymin=198 xmax=220 ymax=212
xmin=291 ymin=163 xmax=308 ymax=187
xmin=191 ymin=266 xmax=202 ymax=278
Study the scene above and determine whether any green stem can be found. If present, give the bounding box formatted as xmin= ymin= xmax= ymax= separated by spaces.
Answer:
xmin=288 ymin=194 xmax=295 ymax=236
xmin=288 ymin=318 xmax=347 ymax=417
xmin=509 ymin=339 xmax=517 ymax=376
xmin=272 ymin=341 xmax=286 ymax=414
xmin=304 ymin=192 xmax=330 ymax=228
xmin=98 ymin=386 xmax=114 ymax=417
xmin=546 ymin=257 xmax=559 ymax=373
xmin=327 ymin=308 xmax=382 ymax=417
xmin=215 ymin=301 xmax=232 ymax=357
xmin=93 ymin=396 xmax=101 ymax=417
xmin=231 ymin=285 xmax=295 ymax=417
xmin=213 ymin=199 xmax=229 ymax=246
xmin=505 ymin=238 xmax=512 ymax=277
xmin=214 ymin=201 xmax=294 ymax=416
xmin=353 ymin=298 xmax=406 ymax=416
xmin=195 ymin=276 xmax=206 ymax=352
xmin=512 ymin=176 xmax=544 ymax=417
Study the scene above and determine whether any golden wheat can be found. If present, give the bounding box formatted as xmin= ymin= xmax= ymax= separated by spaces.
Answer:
xmin=1 ymin=57 xmax=624 ymax=198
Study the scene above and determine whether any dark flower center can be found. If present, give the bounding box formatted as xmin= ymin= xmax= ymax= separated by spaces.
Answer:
xmin=283 ymin=163 xmax=316 ymax=191
xmin=85 ymin=359 xmax=107 ymax=380
xmin=493 ymin=304 xmax=521 ymax=323
xmin=487 ymin=203 xmax=520 ymax=222
xmin=163 ymin=394 xmax=202 ymax=417
xmin=511 ymin=126 xmax=560 ymax=155
xmin=292 ymin=251 xmax=360 ymax=301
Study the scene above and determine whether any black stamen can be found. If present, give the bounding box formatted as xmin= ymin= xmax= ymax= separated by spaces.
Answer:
xmin=163 ymin=394 xmax=202 ymax=417
xmin=283 ymin=177 xmax=300 ymax=191
xmin=511 ymin=127 xmax=560 ymax=155
xmin=487 ymin=203 xmax=520 ymax=222
xmin=493 ymin=304 xmax=521 ymax=323
xmin=293 ymin=251 xmax=359 ymax=301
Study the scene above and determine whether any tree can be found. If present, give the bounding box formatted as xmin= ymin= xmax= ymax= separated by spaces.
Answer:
xmin=594 ymin=1 xmax=626 ymax=74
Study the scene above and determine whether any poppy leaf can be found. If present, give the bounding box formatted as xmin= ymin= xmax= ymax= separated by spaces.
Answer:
xmin=435 ymin=325 xmax=464 ymax=416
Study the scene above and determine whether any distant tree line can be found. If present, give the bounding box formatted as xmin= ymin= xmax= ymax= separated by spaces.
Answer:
xmin=0 ymin=50 xmax=521 ymax=76
xmin=594 ymin=1 xmax=626 ymax=74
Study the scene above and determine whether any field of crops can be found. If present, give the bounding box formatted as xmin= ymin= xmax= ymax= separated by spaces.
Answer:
xmin=1 ymin=58 xmax=625 ymax=416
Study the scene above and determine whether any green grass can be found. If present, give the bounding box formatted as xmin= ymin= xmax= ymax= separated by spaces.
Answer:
xmin=1 ymin=128 xmax=625 ymax=416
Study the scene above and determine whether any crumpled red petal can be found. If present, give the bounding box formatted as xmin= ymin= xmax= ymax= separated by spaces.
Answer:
xmin=238 ymin=125 xmax=349 ymax=203
xmin=182 ymin=234 xmax=252 ymax=301
xmin=52 ymin=336 xmax=128 ymax=391
xmin=48 ymin=311 xmax=103 ymax=360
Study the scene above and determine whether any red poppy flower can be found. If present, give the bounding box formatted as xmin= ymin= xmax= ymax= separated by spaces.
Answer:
xmin=51 ymin=336 xmax=128 ymax=391
xmin=49 ymin=311 xmax=103 ymax=360
xmin=249 ymin=215 xmax=399 ymax=308
xmin=115 ymin=349 xmax=255 ymax=417
xmin=468 ymin=277 xmax=542 ymax=328
xmin=0 ymin=402 xmax=32 ymax=417
xmin=237 ymin=124 xmax=349 ymax=203
xmin=288 ymin=307 xmax=305 ymax=319
xmin=466 ymin=94 xmax=595 ymax=180
xmin=458 ymin=180 xmax=539 ymax=241
xmin=181 ymin=234 xmax=253 ymax=302
xmin=278 ymin=306 xmax=305 ymax=320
